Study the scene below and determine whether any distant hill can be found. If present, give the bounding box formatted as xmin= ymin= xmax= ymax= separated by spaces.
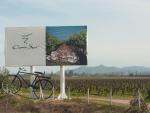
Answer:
xmin=67 ymin=65 xmax=150 ymax=75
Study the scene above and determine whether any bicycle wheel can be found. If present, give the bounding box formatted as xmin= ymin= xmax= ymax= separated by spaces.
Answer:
xmin=2 ymin=75 xmax=21 ymax=94
xmin=33 ymin=79 xmax=53 ymax=99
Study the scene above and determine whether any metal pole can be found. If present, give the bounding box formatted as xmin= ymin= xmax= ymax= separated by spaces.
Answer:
xmin=40 ymin=84 xmax=44 ymax=100
xmin=110 ymin=88 xmax=112 ymax=106
xmin=30 ymin=66 xmax=35 ymax=98
xmin=87 ymin=88 xmax=89 ymax=104
xmin=138 ymin=89 xmax=141 ymax=111
xmin=58 ymin=66 xmax=67 ymax=99
xmin=53 ymin=86 xmax=55 ymax=100
xmin=68 ymin=86 xmax=71 ymax=100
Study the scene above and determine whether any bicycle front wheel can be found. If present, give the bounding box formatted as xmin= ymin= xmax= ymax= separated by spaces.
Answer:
xmin=2 ymin=75 xmax=21 ymax=94
xmin=33 ymin=79 xmax=53 ymax=99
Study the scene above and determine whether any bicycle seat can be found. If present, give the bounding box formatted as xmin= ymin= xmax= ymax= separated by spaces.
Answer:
xmin=40 ymin=76 xmax=51 ymax=79
xmin=34 ymin=71 xmax=43 ymax=75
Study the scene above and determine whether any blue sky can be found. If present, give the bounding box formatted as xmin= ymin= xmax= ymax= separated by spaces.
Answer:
xmin=1 ymin=0 xmax=150 ymax=72
xmin=46 ymin=26 xmax=86 ymax=40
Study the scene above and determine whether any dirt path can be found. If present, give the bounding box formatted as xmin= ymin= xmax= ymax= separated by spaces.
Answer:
xmin=75 ymin=96 xmax=130 ymax=105
xmin=75 ymin=96 xmax=150 ymax=109
xmin=99 ymin=98 xmax=130 ymax=105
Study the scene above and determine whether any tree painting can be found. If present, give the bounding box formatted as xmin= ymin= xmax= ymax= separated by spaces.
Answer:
xmin=46 ymin=26 xmax=87 ymax=65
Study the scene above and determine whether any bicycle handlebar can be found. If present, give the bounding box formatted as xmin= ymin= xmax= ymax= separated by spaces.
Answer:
xmin=18 ymin=69 xmax=45 ymax=76
xmin=17 ymin=68 xmax=50 ymax=79
xmin=19 ymin=67 xmax=27 ymax=71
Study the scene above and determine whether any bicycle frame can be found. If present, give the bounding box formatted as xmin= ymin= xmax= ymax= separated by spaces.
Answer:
xmin=15 ymin=70 xmax=42 ymax=88
xmin=3 ymin=68 xmax=53 ymax=99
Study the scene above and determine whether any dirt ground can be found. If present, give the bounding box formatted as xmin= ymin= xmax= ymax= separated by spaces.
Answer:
xmin=0 ymin=95 xmax=127 ymax=113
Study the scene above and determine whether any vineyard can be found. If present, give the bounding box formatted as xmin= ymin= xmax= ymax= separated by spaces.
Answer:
xmin=1 ymin=73 xmax=150 ymax=98
xmin=52 ymin=77 xmax=150 ymax=97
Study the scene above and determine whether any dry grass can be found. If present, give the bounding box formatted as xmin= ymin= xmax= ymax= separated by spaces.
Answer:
xmin=0 ymin=94 xmax=128 ymax=113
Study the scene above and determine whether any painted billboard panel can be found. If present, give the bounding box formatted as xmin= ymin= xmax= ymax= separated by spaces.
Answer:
xmin=46 ymin=26 xmax=87 ymax=65
xmin=5 ymin=27 xmax=46 ymax=66
xmin=5 ymin=26 xmax=87 ymax=66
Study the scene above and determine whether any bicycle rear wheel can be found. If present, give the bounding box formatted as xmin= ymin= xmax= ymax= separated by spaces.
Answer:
xmin=33 ymin=79 xmax=53 ymax=99
xmin=2 ymin=75 xmax=21 ymax=94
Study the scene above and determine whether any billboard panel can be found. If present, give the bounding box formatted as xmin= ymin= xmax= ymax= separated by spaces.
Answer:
xmin=46 ymin=26 xmax=87 ymax=65
xmin=5 ymin=26 xmax=87 ymax=66
xmin=5 ymin=27 xmax=46 ymax=66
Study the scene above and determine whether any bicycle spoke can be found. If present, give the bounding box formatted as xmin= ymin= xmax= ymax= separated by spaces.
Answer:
xmin=33 ymin=79 xmax=53 ymax=99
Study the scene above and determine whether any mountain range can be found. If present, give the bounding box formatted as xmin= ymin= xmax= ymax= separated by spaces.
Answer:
xmin=68 ymin=65 xmax=150 ymax=75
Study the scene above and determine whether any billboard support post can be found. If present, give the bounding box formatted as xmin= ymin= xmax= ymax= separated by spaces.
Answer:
xmin=30 ymin=66 xmax=35 ymax=98
xmin=58 ymin=66 xmax=67 ymax=99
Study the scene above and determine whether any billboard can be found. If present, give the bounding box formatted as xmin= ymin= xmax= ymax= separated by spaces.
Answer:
xmin=46 ymin=26 xmax=87 ymax=65
xmin=5 ymin=27 xmax=46 ymax=66
xmin=5 ymin=26 xmax=87 ymax=66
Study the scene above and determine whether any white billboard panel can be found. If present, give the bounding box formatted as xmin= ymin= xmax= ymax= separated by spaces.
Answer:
xmin=5 ymin=27 xmax=46 ymax=66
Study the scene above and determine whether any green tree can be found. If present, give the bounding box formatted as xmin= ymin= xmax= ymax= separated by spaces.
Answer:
xmin=46 ymin=32 xmax=62 ymax=55
xmin=66 ymin=31 xmax=87 ymax=64
xmin=66 ymin=31 xmax=87 ymax=54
